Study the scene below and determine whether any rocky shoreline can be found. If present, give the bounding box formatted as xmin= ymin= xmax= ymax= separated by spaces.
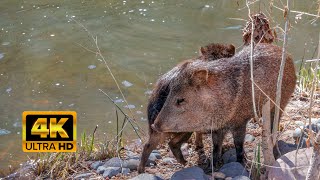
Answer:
xmin=3 ymin=92 xmax=320 ymax=180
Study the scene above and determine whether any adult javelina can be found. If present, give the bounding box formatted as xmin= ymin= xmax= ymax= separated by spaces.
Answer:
xmin=137 ymin=43 xmax=235 ymax=173
xmin=152 ymin=43 xmax=296 ymax=167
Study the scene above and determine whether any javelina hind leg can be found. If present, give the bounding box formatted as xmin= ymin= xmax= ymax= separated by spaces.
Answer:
xmin=168 ymin=132 xmax=193 ymax=165
xmin=138 ymin=131 xmax=161 ymax=173
xmin=195 ymin=132 xmax=204 ymax=150
xmin=211 ymin=130 xmax=226 ymax=168
xmin=232 ymin=124 xmax=246 ymax=163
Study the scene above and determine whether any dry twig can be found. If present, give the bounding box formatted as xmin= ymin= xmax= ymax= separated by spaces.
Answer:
xmin=273 ymin=0 xmax=290 ymax=145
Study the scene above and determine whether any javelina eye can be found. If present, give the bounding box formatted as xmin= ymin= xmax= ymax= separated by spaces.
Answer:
xmin=176 ymin=98 xmax=185 ymax=106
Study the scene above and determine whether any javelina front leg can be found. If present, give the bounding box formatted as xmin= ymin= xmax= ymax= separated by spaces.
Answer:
xmin=168 ymin=132 xmax=193 ymax=165
xmin=232 ymin=124 xmax=246 ymax=163
xmin=138 ymin=131 xmax=161 ymax=173
xmin=211 ymin=130 xmax=226 ymax=168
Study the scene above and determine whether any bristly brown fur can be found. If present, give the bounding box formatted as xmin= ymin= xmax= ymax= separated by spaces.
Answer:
xmin=199 ymin=43 xmax=235 ymax=61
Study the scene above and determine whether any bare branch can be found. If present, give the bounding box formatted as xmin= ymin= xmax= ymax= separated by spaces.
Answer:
xmin=261 ymin=100 xmax=276 ymax=174
xmin=246 ymin=0 xmax=259 ymax=121
xmin=273 ymin=0 xmax=290 ymax=145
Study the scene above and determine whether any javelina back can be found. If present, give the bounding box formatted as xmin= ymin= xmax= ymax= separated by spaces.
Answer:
xmin=152 ymin=43 xmax=296 ymax=167
xmin=138 ymin=43 xmax=235 ymax=173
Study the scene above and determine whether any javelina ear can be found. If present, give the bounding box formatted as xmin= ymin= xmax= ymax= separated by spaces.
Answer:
xmin=228 ymin=44 xmax=236 ymax=55
xmin=191 ymin=69 xmax=210 ymax=86
xmin=199 ymin=46 xmax=207 ymax=56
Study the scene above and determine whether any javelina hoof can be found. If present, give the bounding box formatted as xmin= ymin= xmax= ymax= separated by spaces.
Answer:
xmin=137 ymin=166 xmax=145 ymax=174
xmin=178 ymin=159 xmax=187 ymax=166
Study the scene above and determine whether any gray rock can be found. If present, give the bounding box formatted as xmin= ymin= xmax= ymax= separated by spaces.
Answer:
xmin=129 ymin=156 xmax=140 ymax=160
xmin=244 ymin=134 xmax=255 ymax=142
xmin=90 ymin=161 xmax=104 ymax=170
xmin=171 ymin=166 xmax=209 ymax=180
xmin=292 ymin=128 xmax=303 ymax=138
xmin=212 ymin=172 xmax=226 ymax=179
xmin=232 ymin=175 xmax=250 ymax=180
xmin=268 ymin=148 xmax=312 ymax=180
xmin=127 ymin=151 xmax=138 ymax=159
xmin=149 ymin=153 xmax=160 ymax=162
xmin=97 ymin=166 xmax=108 ymax=174
xmin=130 ymin=173 xmax=163 ymax=180
xmin=275 ymin=140 xmax=297 ymax=157
xmin=151 ymin=152 xmax=162 ymax=159
xmin=74 ymin=172 xmax=95 ymax=179
xmin=126 ymin=158 xmax=140 ymax=170
xmin=102 ymin=167 xmax=121 ymax=178
xmin=122 ymin=168 xmax=130 ymax=175
xmin=152 ymin=150 xmax=161 ymax=154
xmin=222 ymin=149 xmax=237 ymax=164
xmin=104 ymin=157 xmax=125 ymax=167
xmin=311 ymin=118 xmax=320 ymax=125
xmin=162 ymin=157 xmax=177 ymax=164
xmin=219 ymin=162 xmax=249 ymax=178
xmin=147 ymin=155 xmax=157 ymax=165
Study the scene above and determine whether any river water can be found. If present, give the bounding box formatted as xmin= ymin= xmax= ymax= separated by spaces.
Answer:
xmin=0 ymin=0 xmax=318 ymax=171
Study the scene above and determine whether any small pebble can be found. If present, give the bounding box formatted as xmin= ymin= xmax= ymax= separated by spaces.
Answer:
xmin=212 ymin=172 xmax=226 ymax=179
xmin=144 ymin=90 xmax=152 ymax=95
xmin=114 ymin=99 xmax=124 ymax=103
xmin=6 ymin=87 xmax=12 ymax=93
xmin=162 ymin=157 xmax=176 ymax=164
xmin=0 ymin=129 xmax=11 ymax=135
xmin=88 ymin=65 xmax=96 ymax=69
xmin=122 ymin=80 xmax=133 ymax=87
xmin=124 ymin=104 xmax=135 ymax=109
xmin=244 ymin=134 xmax=255 ymax=142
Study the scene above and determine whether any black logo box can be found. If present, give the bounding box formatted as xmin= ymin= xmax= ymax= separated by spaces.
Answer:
xmin=26 ymin=115 xmax=74 ymax=141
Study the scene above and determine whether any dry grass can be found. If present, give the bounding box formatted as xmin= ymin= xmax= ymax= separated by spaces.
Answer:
xmin=29 ymin=130 xmax=118 ymax=179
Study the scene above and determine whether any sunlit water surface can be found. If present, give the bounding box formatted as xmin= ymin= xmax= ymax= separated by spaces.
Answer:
xmin=0 ymin=0 xmax=318 ymax=171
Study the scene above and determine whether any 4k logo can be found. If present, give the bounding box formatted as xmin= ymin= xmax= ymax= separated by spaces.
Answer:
xmin=22 ymin=111 xmax=77 ymax=152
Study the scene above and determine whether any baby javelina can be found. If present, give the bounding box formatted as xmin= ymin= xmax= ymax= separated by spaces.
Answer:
xmin=138 ymin=43 xmax=235 ymax=173
xmin=199 ymin=43 xmax=235 ymax=61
